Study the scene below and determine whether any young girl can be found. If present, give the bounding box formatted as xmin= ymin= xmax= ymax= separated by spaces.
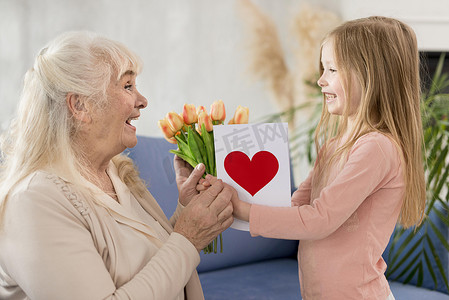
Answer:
xmin=205 ymin=16 xmax=426 ymax=299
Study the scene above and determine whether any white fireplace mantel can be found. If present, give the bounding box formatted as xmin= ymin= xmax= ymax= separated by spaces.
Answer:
xmin=339 ymin=0 xmax=449 ymax=51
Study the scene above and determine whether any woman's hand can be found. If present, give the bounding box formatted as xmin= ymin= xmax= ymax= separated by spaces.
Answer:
xmin=202 ymin=175 xmax=251 ymax=222
xmin=174 ymin=179 xmax=234 ymax=251
xmin=174 ymin=155 xmax=205 ymax=206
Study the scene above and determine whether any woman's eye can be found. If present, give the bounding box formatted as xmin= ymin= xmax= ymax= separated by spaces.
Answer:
xmin=125 ymin=84 xmax=133 ymax=91
xmin=329 ymin=68 xmax=337 ymax=73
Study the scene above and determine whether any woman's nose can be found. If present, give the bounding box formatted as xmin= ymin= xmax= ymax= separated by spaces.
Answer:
xmin=136 ymin=91 xmax=148 ymax=109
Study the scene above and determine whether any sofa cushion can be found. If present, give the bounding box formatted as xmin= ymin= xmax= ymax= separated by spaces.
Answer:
xmin=125 ymin=135 xmax=179 ymax=216
xmin=198 ymin=258 xmax=300 ymax=299
xmin=389 ymin=281 xmax=449 ymax=300
xmin=126 ymin=136 xmax=298 ymax=272
xmin=199 ymin=263 xmax=449 ymax=300
xmin=197 ymin=229 xmax=297 ymax=273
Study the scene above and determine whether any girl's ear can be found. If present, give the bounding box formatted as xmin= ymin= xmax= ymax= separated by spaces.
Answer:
xmin=66 ymin=93 xmax=91 ymax=123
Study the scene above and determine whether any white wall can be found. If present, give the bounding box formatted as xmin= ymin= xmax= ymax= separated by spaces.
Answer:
xmin=340 ymin=0 xmax=449 ymax=51
xmin=0 ymin=0 xmax=311 ymax=137
xmin=2 ymin=0 xmax=447 ymax=135
xmin=1 ymin=0 xmax=447 ymax=184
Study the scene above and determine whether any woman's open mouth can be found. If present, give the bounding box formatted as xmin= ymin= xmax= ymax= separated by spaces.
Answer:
xmin=125 ymin=116 xmax=138 ymax=130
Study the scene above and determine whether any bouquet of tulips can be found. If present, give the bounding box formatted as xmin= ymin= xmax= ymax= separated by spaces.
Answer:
xmin=158 ymin=100 xmax=249 ymax=253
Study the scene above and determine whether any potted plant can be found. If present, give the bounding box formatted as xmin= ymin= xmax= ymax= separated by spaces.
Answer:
xmin=385 ymin=54 xmax=449 ymax=292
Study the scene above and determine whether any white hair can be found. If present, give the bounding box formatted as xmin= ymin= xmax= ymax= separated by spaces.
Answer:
xmin=0 ymin=31 xmax=146 ymax=224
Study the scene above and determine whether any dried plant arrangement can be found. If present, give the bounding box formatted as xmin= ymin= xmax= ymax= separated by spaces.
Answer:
xmin=237 ymin=0 xmax=341 ymax=130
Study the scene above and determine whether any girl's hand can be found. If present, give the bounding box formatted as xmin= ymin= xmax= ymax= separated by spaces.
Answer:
xmin=204 ymin=174 xmax=251 ymax=222
xmin=196 ymin=178 xmax=211 ymax=193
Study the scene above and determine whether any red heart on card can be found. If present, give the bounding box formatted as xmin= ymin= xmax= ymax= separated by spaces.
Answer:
xmin=224 ymin=151 xmax=279 ymax=196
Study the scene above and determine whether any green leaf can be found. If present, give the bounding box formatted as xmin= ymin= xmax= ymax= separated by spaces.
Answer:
xmin=209 ymin=131 xmax=216 ymax=175
xmin=426 ymin=235 xmax=449 ymax=291
xmin=175 ymin=135 xmax=195 ymax=160
xmin=429 ymin=53 xmax=446 ymax=96
xmin=178 ymin=130 xmax=187 ymax=143
xmin=433 ymin=155 xmax=449 ymax=197
xmin=428 ymin=218 xmax=449 ymax=252
xmin=401 ymin=262 xmax=421 ymax=285
xmin=192 ymin=129 xmax=208 ymax=164
xmin=192 ymin=130 xmax=212 ymax=174
xmin=426 ymin=133 xmax=443 ymax=164
xmin=428 ymin=144 xmax=447 ymax=186
xmin=387 ymin=236 xmax=423 ymax=276
xmin=169 ymin=149 xmax=198 ymax=169
xmin=390 ymin=251 xmax=421 ymax=281
xmin=389 ymin=233 xmax=423 ymax=268
xmin=417 ymin=263 xmax=424 ymax=286
xmin=201 ymin=124 xmax=216 ymax=176
xmin=388 ymin=227 xmax=406 ymax=255
xmin=433 ymin=206 xmax=449 ymax=227
xmin=187 ymin=126 xmax=207 ymax=173
xmin=423 ymin=250 xmax=438 ymax=288
xmin=423 ymin=126 xmax=436 ymax=145
xmin=202 ymin=233 xmax=223 ymax=254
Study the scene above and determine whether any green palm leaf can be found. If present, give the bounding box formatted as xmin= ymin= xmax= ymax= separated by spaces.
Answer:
xmin=423 ymin=250 xmax=438 ymax=288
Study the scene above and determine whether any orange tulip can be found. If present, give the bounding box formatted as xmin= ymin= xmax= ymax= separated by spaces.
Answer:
xmin=166 ymin=111 xmax=184 ymax=133
xmin=210 ymin=100 xmax=226 ymax=122
xmin=229 ymin=105 xmax=249 ymax=124
xmin=178 ymin=113 xmax=185 ymax=128
xmin=196 ymin=105 xmax=207 ymax=115
xmin=158 ymin=118 xmax=177 ymax=144
xmin=197 ymin=112 xmax=213 ymax=133
xmin=182 ymin=103 xmax=198 ymax=125
xmin=165 ymin=136 xmax=177 ymax=144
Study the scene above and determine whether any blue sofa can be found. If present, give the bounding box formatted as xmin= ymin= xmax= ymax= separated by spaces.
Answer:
xmin=126 ymin=135 xmax=449 ymax=299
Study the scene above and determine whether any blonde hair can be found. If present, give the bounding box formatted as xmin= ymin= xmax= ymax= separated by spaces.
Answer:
xmin=313 ymin=16 xmax=426 ymax=228
xmin=0 ymin=31 xmax=148 ymax=226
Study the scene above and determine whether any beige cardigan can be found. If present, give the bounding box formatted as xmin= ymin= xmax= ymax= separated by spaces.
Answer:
xmin=0 ymin=162 xmax=204 ymax=300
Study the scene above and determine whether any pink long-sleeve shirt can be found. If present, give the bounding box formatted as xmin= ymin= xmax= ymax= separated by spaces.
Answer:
xmin=250 ymin=132 xmax=404 ymax=300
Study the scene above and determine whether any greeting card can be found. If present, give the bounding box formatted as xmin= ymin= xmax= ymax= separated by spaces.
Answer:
xmin=214 ymin=123 xmax=291 ymax=231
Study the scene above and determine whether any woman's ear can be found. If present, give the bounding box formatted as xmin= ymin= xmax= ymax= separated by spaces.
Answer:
xmin=66 ymin=93 xmax=91 ymax=123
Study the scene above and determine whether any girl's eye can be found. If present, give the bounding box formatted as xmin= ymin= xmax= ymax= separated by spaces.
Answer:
xmin=329 ymin=68 xmax=337 ymax=73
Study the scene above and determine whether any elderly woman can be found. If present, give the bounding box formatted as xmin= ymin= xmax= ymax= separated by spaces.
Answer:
xmin=0 ymin=31 xmax=233 ymax=300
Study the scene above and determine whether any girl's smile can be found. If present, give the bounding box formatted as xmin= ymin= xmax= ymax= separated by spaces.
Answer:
xmin=318 ymin=39 xmax=361 ymax=118
xmin=324 ymin=93 xmax=337 ymax=104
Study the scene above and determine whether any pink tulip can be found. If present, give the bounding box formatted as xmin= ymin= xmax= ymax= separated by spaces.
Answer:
xmin=158 ymin=118 xmax=177 ymax=144
xmin=182 ymin=103 xmax=198 ymax=125
xmin=166 ymin=111 xmax=184 ymax=133
xmin=230 ymin=105 xmax=249 ymax=124
xmin=210 ymin=100 xmax=226 ymax=122
xmin=197 ymin=112 xmax=213 ymax=133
